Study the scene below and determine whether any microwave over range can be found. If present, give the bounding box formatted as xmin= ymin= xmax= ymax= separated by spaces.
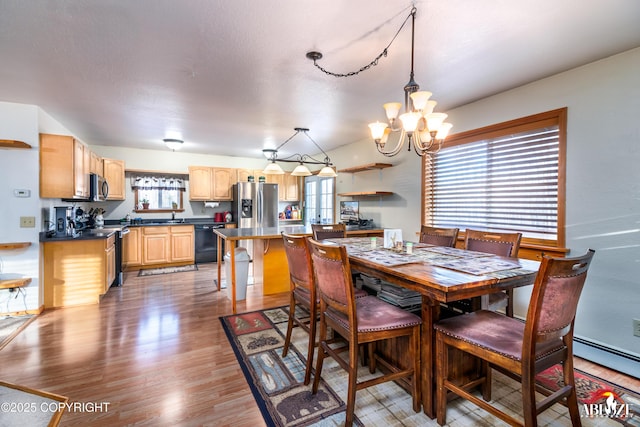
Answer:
xmin=90 ymin=173 xmax=109 ymax=201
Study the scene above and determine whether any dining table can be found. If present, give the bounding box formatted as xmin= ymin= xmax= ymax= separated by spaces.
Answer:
xmin=326 ymin=237 xmax=540 ymax=419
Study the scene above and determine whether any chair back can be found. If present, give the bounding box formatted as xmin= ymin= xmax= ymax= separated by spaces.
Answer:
xmin=312 ymin=223 xmax=347 ymax=240
xmin=524 ymin=250 xmax=594 ymax=350
xmin=281 ymin=233 xmax=314 ymax=293
xmin=464 ymin=229 xmax=522 ymax=257
xmin=419 ymin=226 xmax=459 ymax=247
xmin=307 ymin=238 xmax=355 ymax=319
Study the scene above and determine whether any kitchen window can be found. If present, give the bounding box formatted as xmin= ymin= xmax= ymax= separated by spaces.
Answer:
xmin=422 ymin=108 xmax=567 ymax=247
xmin=304 ymin=175 xmax=335 ymax=225
xmin=131 ymin=175 xmax=186 ymax=212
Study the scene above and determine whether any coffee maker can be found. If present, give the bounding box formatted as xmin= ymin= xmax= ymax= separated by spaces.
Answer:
xmin=54 ymin=206 xmax=75 ymax=237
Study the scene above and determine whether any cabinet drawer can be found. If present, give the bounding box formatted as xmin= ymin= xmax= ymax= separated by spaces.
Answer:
xmin=142 ymin=226 xmax=170 ymax=234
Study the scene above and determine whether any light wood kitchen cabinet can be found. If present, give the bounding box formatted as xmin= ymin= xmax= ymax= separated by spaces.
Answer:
xmin=90 ymin=151 xmax=103 ymax=175
xmin=170 ymin=225 xmax=195 ymax=262
xmin=103 ymin=158 xmax=126 ymax=200
xmin=142 ymin=226 xmax=171 ymax=265
xmin=123 ymin=227 xmax=142 ymax=267
xmin=137 ymin=225 xmax=195 ymax=267
xmin=43 ymin=236 xmax=115 ymax=308
xmin=236 ymin=169 xmax=266 ymax=182
xmin=266 ymin=172 xmax=300 ymax=201
xmin=40 ymin=133 xmax=89 ymax=199
xmin=188 ymin=166 xmax=236 ymax=201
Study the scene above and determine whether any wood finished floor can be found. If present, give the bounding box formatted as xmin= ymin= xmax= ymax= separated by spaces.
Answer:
xmin=0 ymin=263 xmax=638 ymax=426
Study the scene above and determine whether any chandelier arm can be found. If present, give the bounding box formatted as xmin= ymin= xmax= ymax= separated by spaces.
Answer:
xmin=308 ymin=6 xmax=416 ymax=78
xmin=376 ymin=129 xmax=408 ymax=157
xmin=275 ymin=129 xmax=303 ymax=151
xmin=301 ymin=131 xmax=332 ymax=163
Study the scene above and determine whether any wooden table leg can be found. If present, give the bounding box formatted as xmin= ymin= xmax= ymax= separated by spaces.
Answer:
xmin=230 ymin=245 xmax=236 ymax=314
xmin=421 ymin=295 xmax=438 ymax=419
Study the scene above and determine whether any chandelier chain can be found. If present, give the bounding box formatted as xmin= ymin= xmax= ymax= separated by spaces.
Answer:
xmin=309 ymin=7 xmax=416 ymax=78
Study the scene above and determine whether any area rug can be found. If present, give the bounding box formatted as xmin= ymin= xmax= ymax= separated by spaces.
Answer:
xmin=138 ymin=264 xmax=198 ymax=276
xmin=221 ymin=306 xmax=640 ymax=427
xmin=0 ymin=381 xmax=68 ymax=426
xmin=0 ymin=314 xmax=35 ymax=350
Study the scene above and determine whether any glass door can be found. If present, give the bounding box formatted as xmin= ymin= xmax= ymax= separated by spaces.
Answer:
xmin=304 ymin=175 xmax=335 ymax=226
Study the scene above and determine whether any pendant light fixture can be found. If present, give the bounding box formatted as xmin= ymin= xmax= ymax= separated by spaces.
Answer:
xmin=262 ymin=128 xmax=336 ymax=177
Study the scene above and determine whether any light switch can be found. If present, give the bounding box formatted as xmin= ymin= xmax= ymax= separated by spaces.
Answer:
xmin=20 ymin=216 xmax=36 ymax=228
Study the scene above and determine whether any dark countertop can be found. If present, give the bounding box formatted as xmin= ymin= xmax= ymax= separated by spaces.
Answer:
xmin=40 ymin=226 xmax=122 ymax=242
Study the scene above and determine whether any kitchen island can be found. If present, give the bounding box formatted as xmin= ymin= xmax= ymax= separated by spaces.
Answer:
xmin=214 ymin=226 xmax=383 ymax=313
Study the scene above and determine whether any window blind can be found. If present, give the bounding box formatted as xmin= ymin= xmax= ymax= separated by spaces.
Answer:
xmin=425 ymin=126 xmax=560 ymax=240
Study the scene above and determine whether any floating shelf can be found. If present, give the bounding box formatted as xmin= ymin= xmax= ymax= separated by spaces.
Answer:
xmin=338 ymin=191 xmax=394 ymax=197
xmin=338 ymin=163 xmax=393 ymax=173
xmin=0 ymin=140 xmax=32 ymax=149
xmin=0 ymin=242 xmax=32 ymax=250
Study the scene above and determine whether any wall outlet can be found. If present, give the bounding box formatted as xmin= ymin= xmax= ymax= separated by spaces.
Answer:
xmin=634 ymin=319 xmax=640 ymax=337
xmin=20 ymin=216 xmax=36 ymax=228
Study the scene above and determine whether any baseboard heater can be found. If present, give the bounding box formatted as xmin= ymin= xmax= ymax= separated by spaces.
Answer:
xmin=573 ymin=336 xmax=640 ymax=379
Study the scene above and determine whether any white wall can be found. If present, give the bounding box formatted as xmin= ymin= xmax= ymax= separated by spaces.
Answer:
xmin=330 ymin=48 xmax=640 ymax=370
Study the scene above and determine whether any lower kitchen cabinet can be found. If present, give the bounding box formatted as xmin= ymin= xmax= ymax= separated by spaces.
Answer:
xmin=126 ymin=225 xmax=194 ymax=269
xmin=43 ymin=236 xmax=115 ymax=308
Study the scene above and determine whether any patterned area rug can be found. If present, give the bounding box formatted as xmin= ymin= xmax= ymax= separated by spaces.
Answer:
xmin=0 ymin=381 xmax=68 ymax=426
xmin=138 ymin=264 xmax=198 ymax=276
xmin=221 ymin=306 xmax=639 ymax=427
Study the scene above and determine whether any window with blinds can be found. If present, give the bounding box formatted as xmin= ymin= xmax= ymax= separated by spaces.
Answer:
xmin=423 ymin=108 xmax=566 ymax=245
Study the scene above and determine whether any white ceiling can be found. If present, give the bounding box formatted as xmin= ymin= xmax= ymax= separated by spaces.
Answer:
xmin=1 ymin=1 xmax=639 ymax=160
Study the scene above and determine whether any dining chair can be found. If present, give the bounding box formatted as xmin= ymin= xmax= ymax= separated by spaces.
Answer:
xmin=311 ymin=223 xmax=346 ymax=240
xmin=280 ymin=232 xmax=318 ymax=385
xmin=463 ymin=229 xmax=523 ymax=317
xmin=434 ymin=249 xmax=595 ymax=427
xmin=307 ymin=238 xmax=422 ymax=427
xmin=419 ymin=225 xmax=459 ymax=247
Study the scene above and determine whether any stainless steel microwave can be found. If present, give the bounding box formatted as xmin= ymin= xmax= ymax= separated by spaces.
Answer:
xmin=90 ymin=173 xmax=109 ymax=201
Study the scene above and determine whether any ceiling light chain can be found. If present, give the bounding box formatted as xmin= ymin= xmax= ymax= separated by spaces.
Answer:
xmin=306 ymin=6 xmax=415 ymax=78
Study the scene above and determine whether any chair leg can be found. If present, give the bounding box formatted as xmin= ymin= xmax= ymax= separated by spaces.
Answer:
xmin=481 ymin=360 xmax=492 ymax=401
xmin=304 ymin=304 xmax=317 ymax=385
xmin=563 ymin=361 xmax=582 ymax=427
xmin=435 ymin=332 xmax=448 ymax=426
xmin=522 ymin=371 xmax=538 ymax=427
xmin=312 ymin=313 xmax=328 ymax=394
xmin=281 ymin=295 xmax=296 ymax=358
xmin=345 ymin=337 xmax=359 ymax=427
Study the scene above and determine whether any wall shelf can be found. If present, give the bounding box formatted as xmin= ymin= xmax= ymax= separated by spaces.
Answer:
xmin=338 ymin=163 xmax=393 ymax=173
xmin=0 ymin=140 xmax=32 ymax=149
xmin=0 ymin=242 xmax=32 ymax=250
xmin=338 ymin=191 xmax=394 ymax=197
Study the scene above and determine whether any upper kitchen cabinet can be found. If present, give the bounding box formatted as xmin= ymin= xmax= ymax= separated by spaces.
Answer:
xmin=188 ymin=166 xmax=236 ymax=201
xmin=90 ymin=151 xmax=103 ymax=176
xmin=103 ymin=158 xmax=125 ymax=200
xmin=40 ymin=133 xmax=90 ymax=199
xmin=266 ymin=173 xmax=300 ymax=201
xmin=236 ymin=169 xmax=266 ymax=182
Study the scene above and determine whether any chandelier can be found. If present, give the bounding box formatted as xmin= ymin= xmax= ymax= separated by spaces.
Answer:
xmin=307 ymin=6 xmax=452 ymax=157
xmin=262 ymin=128 xmax=337 ymax=177
xmin=368 ymin=7 xmax=452 ymax=157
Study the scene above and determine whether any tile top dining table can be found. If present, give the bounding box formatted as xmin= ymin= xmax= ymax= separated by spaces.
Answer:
xmin=328 ymin=237 xmax=540 ymax=419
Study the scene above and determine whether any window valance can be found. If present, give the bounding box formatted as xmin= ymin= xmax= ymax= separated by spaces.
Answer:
xmin=130 ymin=175 xmax=186 ymax=191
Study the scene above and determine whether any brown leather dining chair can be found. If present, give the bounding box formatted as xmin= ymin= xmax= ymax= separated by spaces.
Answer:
xmin=311 ymin=223 xmax=346 ymax=240
xmin=434 ymin=249 xmax=595 ymax=427
xmin=308 ymin=238 xmax=422 ymax=427
xmin=280 ymin=232 xmax=318 ymax=385
xmin=280 ymin=232 xmax=367 ymax=385
xmin=463 ymin=229 xmax=523 ymax=317
xmin=419 ymin=225 xmax=459 ymax=247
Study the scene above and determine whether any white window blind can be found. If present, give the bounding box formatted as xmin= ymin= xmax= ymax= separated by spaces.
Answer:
xmin=425 ymin=124 xmax=560 ymax=240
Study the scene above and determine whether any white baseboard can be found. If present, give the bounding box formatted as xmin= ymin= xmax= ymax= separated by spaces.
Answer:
xmin=574 ymin=337 xmax=640 ymax=379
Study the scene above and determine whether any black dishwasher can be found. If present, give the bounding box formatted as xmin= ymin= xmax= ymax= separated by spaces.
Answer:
xmin=194 ymin=224 xmax=225 ymax=263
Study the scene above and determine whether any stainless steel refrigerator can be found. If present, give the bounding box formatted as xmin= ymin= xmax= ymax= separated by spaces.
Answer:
xmin=232 ymin=182 xmax=279 ymax=258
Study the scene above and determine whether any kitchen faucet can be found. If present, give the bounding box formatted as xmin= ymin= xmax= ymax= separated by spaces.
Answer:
xmin=172 ymin=211 xmax=176 ymax=220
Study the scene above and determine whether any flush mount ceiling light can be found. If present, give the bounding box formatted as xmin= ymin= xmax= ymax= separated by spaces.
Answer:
xmin=262 ymin=128 xmax=336 ymax=177
xmin=163 ymin=138 xmax=184 ymax=151
xmin=307 ymin=6 xmax=452 ymax=157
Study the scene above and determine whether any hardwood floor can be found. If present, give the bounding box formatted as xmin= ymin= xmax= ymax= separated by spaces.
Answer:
xmin=1 ymin=263 xmax=638 ymax=426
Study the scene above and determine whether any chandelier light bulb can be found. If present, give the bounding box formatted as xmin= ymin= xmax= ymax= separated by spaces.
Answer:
xmin=399 ymin=112 xmax=422 ymax=134
xmin=368 ymin=121 xmax=389 ymax=141
xmin=409 ymin=91 xmax=432 ymax=111
xmin=383 ymin=102 xmax=402 ymax=121
xmin=436 ymin=122 xmax=453 ymax=140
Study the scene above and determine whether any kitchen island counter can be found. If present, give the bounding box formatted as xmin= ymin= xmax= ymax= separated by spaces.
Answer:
xmin=214 ymin=226 xmax=383 ymax=313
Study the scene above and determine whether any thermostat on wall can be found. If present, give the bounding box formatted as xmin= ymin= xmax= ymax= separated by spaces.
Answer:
xmin=14 ymin=189 xmax=31 ymax=197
